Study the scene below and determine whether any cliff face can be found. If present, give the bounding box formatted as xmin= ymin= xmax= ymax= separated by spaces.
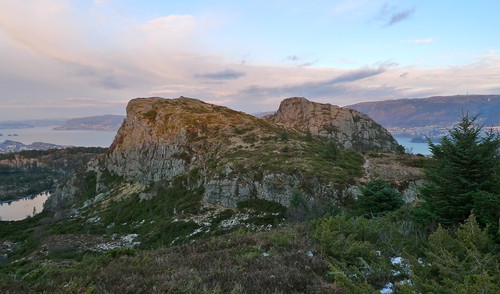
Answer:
xmin=97 ymin=97 xmax=366 ymax=208
xmin=105 ymin=97 xmax=277 ymax=185
xmin=265 ymin=97 xmax=400 ymax=152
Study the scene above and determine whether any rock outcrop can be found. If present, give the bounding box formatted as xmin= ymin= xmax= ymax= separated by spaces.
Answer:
xmin=97 ymin=97 xmax=370 ymax=208
xmin=265 ymin=97 xmax=400 ymax=151
xmin=105 ymin=97 xmax=267 ymax=184
xmin=57 ymin=96 xmax=403 ymax=211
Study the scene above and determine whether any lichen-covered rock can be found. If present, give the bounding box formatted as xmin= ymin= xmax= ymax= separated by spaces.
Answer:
xmin=55 ymin=96 xmax=408 ymax=212
xmin=97 ymin=96 xmax=361 ymax=208
xmin=203 ymin=172 xmax=342 ymax=208
xmin=265 ymin=97 xmax=400 ymax=151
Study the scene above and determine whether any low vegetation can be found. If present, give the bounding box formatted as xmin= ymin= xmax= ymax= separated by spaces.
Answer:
xmin=1 ymin=115 xmax=498 ymax=293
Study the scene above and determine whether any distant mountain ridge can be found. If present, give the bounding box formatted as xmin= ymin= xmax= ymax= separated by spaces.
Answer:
xmin=54 ymin=115 xmax=124 ymax=131
xmin=346 ymin=95 xmax=500 ymax=128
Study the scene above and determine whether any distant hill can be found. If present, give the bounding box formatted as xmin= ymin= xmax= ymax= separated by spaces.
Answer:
xmin=0 ymin=140 xmax=69 ymax=154
xmin=0 ymin=119 xmax=65 ymax=129
xmin=347 ymin=95 xmax=500 ymax=128
xmin=251 ymin=111 xmax=275 ymax=118
xmin=54 ymin=115 xmax=125 ymax=131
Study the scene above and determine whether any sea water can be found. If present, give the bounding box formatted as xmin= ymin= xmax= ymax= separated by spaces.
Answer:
xmin=394 ymin=136 xmax=431 ymax=155
xmin=0 ymin=126 xmax=116 ymax=147
xmin=0 ymin=191 xmax=51 ymax=221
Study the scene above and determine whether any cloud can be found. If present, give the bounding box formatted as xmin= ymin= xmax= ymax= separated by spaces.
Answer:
xmin=0 ymin=0 xmax=83 ymax=63
xmin=64 ymin=62 xmax=125 ymax=89
xmin=407 ymin=39 xmax=433 ymax=44
xmin=1 ymin=1 xmax=500 ymax=121
xmin=330 ymin=66 xmax=387 ymax=83
xmin=238 ymin=66 xmax=389 ymax=101
xmin=379 ymin=4 xmax=415 ymax=26
xmin=195 ymin=69 xmax=246 ymax=80
xmin=388 ymin=8 xmax=415 ymax=25
xmin=298 ymin=60 xmax=318 ymax=67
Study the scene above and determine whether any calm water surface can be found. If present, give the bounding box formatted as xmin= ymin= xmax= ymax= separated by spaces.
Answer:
xmin=0 ymin=126 xmax=116 ymax=147
xmin=394 ymin=136 xmax=431 ymax=155
xmin=0 ymin=191 xmax=51 ymax=221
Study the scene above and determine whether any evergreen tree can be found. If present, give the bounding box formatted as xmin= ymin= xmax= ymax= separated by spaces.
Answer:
xmin=356 ymin=180 xmax=404 ymax=218
xmin=322 ymin=139 xmax=341 ymax=160
xmin=420 ymin=114 xmax=500 ymax=230
xmin=407 ymin=215 xmax=499 ymax=294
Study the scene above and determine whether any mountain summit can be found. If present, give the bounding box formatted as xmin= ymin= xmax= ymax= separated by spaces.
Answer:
xmin=265 ymin=97 xmax=399 ymax=151
xmin=53 ymin=96 xmax=400 ymax=211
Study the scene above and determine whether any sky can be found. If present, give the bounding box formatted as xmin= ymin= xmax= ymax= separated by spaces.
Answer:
xmin=1 ymin=0 xmax=500 ymax=120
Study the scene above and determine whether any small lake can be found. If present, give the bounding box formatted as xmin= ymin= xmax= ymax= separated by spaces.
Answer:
xmin=0 ymin=126 xmax=116 ymax=147
xmin=394 ymin=136 xmax=432 ymax=155
xmin=0 ymin=191 xmax=51 ymax=221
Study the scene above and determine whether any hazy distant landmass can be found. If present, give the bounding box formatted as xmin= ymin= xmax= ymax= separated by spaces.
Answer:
xmin=0 ymin=140 xmax=69 ymax=154
xmin=251 ymin=111 xmax=275 ymax=118
xmin=53 ymin=115 xmax=125 ymax=131
xmin=0 ymin=119 xmax=65 ymax=129
xmin=347 ymin=95 xmax=500 ymax=128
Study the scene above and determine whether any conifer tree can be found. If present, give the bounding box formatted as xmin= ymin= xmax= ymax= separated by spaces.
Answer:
xmin=420 ymin=113 xmax=500 ymax=230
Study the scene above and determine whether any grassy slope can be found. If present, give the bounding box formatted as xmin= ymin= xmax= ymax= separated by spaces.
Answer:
xmin=1 ymin=225 xmax=334 ymax=294
xmin=1 ymin=151 xmax=498 ymax=293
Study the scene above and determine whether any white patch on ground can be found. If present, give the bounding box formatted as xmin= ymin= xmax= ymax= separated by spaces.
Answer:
xmin=187 ymin=228 xmax=204 ymax=238
xmin=390 ymin=256 xmax=403 ymax=265
xmin=92 ymin=233 xmax=140 ymax=252
xmin=86 ymin=216 xmax=101 ymax=223
xmin=380 ymin=282 xmax=393 ymax=294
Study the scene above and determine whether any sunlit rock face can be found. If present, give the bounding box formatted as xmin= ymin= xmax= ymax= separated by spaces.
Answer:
xmin=265 ymin=97 xmax=400 ymax=152
xmin=99 ymin=96 xmax=352 ymax=208
xmin=64 ymin=96 xmax=401 ymax=210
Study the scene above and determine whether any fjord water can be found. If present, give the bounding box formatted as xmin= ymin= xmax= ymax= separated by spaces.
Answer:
xmin=0 ymin=191 xmax=50 ymax=221
xmin=0 ymin=126 xmax=431 ymax=154
xmin=394 ymin=136 xmax=431 ymax=155
xmin=0 ymin=126 xmax=116 ymax=147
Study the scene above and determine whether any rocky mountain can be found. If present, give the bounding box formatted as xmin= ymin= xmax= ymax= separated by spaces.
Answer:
xmin=347 ymin=94 xmax=500 ymax=128
xmin=54 ymin=115 xmax=124 ymax=131
xmin=0 ymin=97 xmax=434 ymax=293
xmin=265 ymin=97 xmax=400 ymax=152
xmin=50 ymin=96 xmax=405 ymax=212
xmin=93 ymin=97 xmax=348 ymax=209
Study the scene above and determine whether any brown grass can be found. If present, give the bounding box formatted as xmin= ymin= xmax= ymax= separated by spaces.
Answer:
xmin=1 ymin=226 xmax=343 ymax=294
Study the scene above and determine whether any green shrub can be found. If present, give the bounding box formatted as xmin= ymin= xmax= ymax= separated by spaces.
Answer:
xmin=355 ymin=180 xmax=404 ymax=218
xmin=322 ymin=140 xmax=340 ymax=160
xmin=312 ymin=214 xmax=392 ymax=291
xmin=406 ymin=214 xmax=500 ymax=293
xmin=237 ymin=198 xmax=285 ymax=214
xmin=237 ymin=198 xmax=286 ymax=226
